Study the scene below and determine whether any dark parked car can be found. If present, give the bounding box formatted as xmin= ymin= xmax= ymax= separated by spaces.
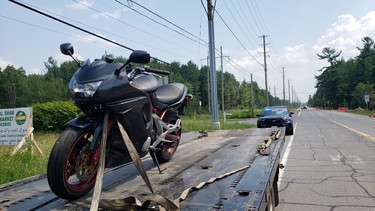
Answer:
xmin=257 ymin=106 xmax=294 ymax=135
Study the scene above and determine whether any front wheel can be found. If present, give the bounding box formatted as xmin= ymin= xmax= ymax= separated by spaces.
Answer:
xmin=153 ymin=111 xmax=181 ymax=163
xmin=47 ymin=127 xmax=99 ymax=200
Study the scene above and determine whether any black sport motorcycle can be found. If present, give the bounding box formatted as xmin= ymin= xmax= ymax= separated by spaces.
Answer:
xmin=47 ymin=43 xmax=190 ymax=200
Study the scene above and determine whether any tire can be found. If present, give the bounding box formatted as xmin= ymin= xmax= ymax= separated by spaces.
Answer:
xmin=286 ymin=128 xmax=294 ymax=136
xmin=47 ymin=127 xmax=98 ymax=200
xmin=153 ymin=111 xmax=181 ymax=163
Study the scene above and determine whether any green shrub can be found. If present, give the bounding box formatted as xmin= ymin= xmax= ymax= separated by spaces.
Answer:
xmin=230 ymin=109 xmax=253 ymax=119
xmin=32 ymin=101 xmax=82 ymax=132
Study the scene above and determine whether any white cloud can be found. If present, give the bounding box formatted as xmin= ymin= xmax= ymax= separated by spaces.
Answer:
xmin=67 ymin=1 xmax=94 ymax=10
xmin=281 ymin=44 xmax=310 ymax=65
xmin=314 ymin=11 xmax=375 ymax=60
xmin=0 ymin=57 xmax=14 ymax=70
xmin=0 ymin=58 xmax=44 ymax=75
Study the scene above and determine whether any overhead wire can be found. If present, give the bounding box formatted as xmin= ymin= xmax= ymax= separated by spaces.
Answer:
xmin=221 ymin=0 xmax=258 ymax=54
xmin=214 ymin=8 xmax=263 ymax=66
xmin=9 ymin=0 xmax=279 ymax=95
xmin=127 ymin=0 xmax=209 ymax=47
xmin=113 ymin=0 xmax=207 ymax=48
xmin=0 ymin=14 xmax=118 ymax=49
xmin=244 ymin=0 xmax=286 ymax=94
xmin=10 ymin=0 xmax=197 ymax=65
xmin=71 ymin=0 xmax=199 ymax=61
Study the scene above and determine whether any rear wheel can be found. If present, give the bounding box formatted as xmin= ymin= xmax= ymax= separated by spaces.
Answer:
xmin=47 ymin=127 xmax=99 ymax=200
xmin=154 ymin=111 xmax=181 ymax=163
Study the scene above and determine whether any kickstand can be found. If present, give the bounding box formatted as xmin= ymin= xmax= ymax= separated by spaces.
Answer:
xmin=150 ymin=149 xmax=166 ymax=174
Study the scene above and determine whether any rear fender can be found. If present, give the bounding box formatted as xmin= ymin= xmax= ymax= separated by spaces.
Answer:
xmin=177 ymin=94 xmax=193 ymax=115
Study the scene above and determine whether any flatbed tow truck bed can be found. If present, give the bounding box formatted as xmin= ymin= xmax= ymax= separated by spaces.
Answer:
xmin=0 ymin=127 xmax=285 ymax=211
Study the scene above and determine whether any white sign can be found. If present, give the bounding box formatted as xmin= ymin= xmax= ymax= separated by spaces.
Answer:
xmin=0 ymin=107 xmax=33 ymax=145
xmin=364 ymin=95 xmax=369 ymax=103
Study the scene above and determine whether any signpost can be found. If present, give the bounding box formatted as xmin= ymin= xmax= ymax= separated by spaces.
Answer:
xmin=0 ymin=107 xmax=42 ymax=155
xmin=364 ymin=94 xmax=369 ymax=110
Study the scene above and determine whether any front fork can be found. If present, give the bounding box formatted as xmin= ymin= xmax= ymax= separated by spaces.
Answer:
xmin=88 ymin=119 xmax=113 ymax=166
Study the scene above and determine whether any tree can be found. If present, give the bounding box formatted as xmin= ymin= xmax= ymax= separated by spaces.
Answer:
xmin=313 ymin=37 xmax=375 ymax=109
xmin=315 ymin=47 xmax=343 ymax=108
xmin=351 ymin=82 xmax=373 ymax=108
xmin=0 ymin=65 xmax=27 ymax=108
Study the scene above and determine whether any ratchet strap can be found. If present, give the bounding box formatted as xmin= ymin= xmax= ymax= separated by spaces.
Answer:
xmin=257 ymin=128 xmax=281 ymax=154
xmin=99 ymin=165 xmax=250 ymax=210
xmin=96 ymin=118 xmax=250 ymax=210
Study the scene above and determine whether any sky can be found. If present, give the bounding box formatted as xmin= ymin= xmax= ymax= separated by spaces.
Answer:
xmin=0 ymin=0 xmax=374 ymax=103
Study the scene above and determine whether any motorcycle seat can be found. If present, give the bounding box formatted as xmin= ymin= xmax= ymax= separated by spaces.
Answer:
xmin=154 ymin=83 xmax=186 ymax=105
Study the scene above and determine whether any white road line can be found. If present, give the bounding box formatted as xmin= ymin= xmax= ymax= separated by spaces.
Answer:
xmin=279 ymin=122 xmax=297 ymax=188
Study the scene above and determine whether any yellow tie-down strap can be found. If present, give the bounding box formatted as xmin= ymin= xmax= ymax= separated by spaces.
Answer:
xmin=99 ymin=165 xmax=250 ymax=211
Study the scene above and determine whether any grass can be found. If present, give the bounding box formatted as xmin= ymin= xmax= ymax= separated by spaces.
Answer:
xmin=347 ymin=109 xmax=375 ymax=117
xmin=182 ymin=113 xmax=255 ymax=131
xmin=0 ymin=133 xmax=58 ymax=185
xmin=0 ymin=113 xmax=255 ymax=185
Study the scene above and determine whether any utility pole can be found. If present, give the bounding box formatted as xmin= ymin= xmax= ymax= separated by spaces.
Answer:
xmin=219 ymin=46 xmax=229 ymax=113
xmin=282 ymin=67 xmax=285 ymax=106
xmin=202 ymin=51 xmax=228 ymax=115
xmin=291 ymin=85 xmax=294 ymax=107
xmin=207 ymin=0 xmax=220 ymax=128
xmin=269 ymin=85 xmax=271 ymax=106
xmin=288 ymin=80 xmax=290 ymax=106
xmin=251 ymin=73 xmax=255 ymax=117
xmin=261 ymin=35 xmax=269 ymax=106
xmin=207 ymin=56 xmax=211 ymax=114
xmin=274 ymin=86 xmax=276 ymax=106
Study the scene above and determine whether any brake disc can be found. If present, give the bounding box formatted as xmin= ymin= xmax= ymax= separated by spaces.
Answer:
xmin=75 ymin=143 xmax=98 ymax=181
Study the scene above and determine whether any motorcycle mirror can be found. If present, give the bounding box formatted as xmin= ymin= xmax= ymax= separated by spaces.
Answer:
xmin=60 ymin=43 xmax=81 ymax=67
xmin=126 ymin=50 xmax=150 ymax=65
xmin=60 ymin=43 xmax=74 ymax=56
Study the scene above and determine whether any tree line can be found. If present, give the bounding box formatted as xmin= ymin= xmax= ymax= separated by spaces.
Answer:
xmin=309 ymin=36 xmax=375 ymax=110
xmin=0 ymin=53 xmax=282 ymax=115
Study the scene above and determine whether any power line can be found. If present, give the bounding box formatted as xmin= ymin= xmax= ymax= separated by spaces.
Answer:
xmin=0 ymin=14 xmax=127 ymax=50
xmin=128 ymin=0 xmax=209 ymax=47
xmin=114 ymin=0 xmax=207 ymax=48
xmin=9 ymin=0 xmax=171 ymax=64
xmin=71 ymin=0 xmax=201 ymax=60
xmin=214 ymin=8 xmax=263 ymax=66
xmin=222 ymin=0 xmax=258 ymax=50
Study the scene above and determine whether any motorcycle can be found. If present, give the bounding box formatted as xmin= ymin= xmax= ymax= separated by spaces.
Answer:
xmin=47 ymin=43 xmax=191 ymax=200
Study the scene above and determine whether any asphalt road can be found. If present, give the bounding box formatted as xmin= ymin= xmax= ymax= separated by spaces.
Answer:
xmin=278 ymin=108 xmax=375 ymax=211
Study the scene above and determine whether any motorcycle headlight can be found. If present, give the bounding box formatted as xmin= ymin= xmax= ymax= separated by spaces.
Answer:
xmin=69 ymin=77 xmax=102 ymax=98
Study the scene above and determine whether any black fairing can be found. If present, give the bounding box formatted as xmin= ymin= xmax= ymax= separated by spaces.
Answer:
xmin=130 ymin=74 xmax=159 ymax=93
xmin=75 ymin=59 xmax=123 ymax=83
